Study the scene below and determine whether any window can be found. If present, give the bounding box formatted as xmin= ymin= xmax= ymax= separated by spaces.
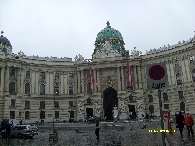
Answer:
xmin=26 ymin=71 xmax=30 ymax=78
xmin=9 ymin=82 xmax=15 ymax=94
xmin=192 ymin=69 xmax=195 ymax=82
xmin=176 ymin=73 xmax=182 ymax=85
xmin=25 ymin=83 xmax=30 ymax=94
xmin=11 ymin=99 xmax=16 ymax=108
xmin=40 ymin=110 xmax=45 ymax=119
xmin=69 ymin=85 xmax=73 ymax=95
xmin=25 ymin=111 xmax=30 ymax=119
xmin=55 ymin=72 xmax=59 ymax=79
xmin=40 ymin=72 xmax=45 ymax=80
xmin=164 ymin=104 xmax=169 ymax=109
xmin=180 ymin=102 xmax=185 ymax=111
xmin=69 ymin=111 xmax=74 ymax=118
xmin=25 ymin=100 xmax=30 ymax=109
xmin=69 ymin=101 xmax=73 ymax=107
xmin=163 ymin=93 xmax=168 ymax=101
xmin=54 ymin=101 xmax=59 ymax=108
xmin=175 ymin=60 xmax=180 ymax=68
xmin=55 ymin=111 xmax=59 ymax=118
xmin=69 ymin=73 xmax=73 ymax=78
xmin=54 ymin=85 xmax=59 ymax=95
xmin=178 ymin=91 xmax=184 ymax=100
xmin=10 ymin=68 xmax=16 ymax=77
xmin=149 ymin=105 xmax=154 ymax=114
xmin=148 ymin=95 xmax=153 ymax=102
xmin=40 ymin=84 xmax=45 ymax=95
xmin=10 ymin=111 xmax=15 ymax=119
xmin=40 ymin=101 xmax=45 ymax=109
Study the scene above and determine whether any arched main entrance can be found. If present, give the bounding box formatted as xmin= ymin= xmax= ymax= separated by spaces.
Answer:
xmin=103 ymin=87 xmax=118 ymax=120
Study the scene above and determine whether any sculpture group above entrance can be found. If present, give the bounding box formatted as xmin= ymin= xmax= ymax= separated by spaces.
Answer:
xmin=93 ymin=41 xmax=121 ymax=59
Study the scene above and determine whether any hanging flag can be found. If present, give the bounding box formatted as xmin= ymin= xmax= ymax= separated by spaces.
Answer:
xmin=126 ymin=56 xmax=132 ymax=87
xmin=88 ymin=60 xmax=94 ymax=90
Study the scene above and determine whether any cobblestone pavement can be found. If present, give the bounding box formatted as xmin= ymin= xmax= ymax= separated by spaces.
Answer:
xmin=1 ymin=120 xmax=195 ymax=146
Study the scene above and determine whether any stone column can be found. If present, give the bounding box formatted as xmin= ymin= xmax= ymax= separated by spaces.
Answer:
xmin=78 ymin=71 xmax=81 ymax=93
xmin=17 ymin=68 xmax=21 ymax=93
xmin=5 ymin=67 xmax=9 ymax=93
xmin=93 ymin=69 xmax=96 ymax=93
xmin=20 ymin=69 xmax=24 ymax=94
xmin=138 ymin=66 xmax=142 ymax=89
xmin=134 ymin=66 xmax=138 ymax=89
xmin=97 ymin=69 xmax=100 ymax=92
xmin=74 ymin=73 xmax=77 ymax=94
xmin=1 ymin=67 xmax=5 ymax=92
xmin=117 ymin=67 xmax=121 ymax=91
xmin=121 ymin=67 xmax=125 ymax=91
xmin=81 ymin=70 xmax=84 ymax=93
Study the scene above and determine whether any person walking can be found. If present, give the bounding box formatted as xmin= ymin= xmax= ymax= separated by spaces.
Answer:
xmin=95 ymin=119 xmax=100 ymax=140
xmin=5 ymin=119 xmax=13 ymax=144
xmin=184 ymin=113 xmax=194 ymax=136
xmin=176 ymin=111 xmax=184 ymax=136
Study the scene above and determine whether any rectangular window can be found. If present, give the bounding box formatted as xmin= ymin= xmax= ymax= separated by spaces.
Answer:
xmin=25 ymin=83 xmax=30 ymax=94
xmin=69 ymin=85 xmax=73 ymax=95
xmin=164 ymin=104 xmax=169 ymax=109
xmin=10 ymin=68 xmax=16 ymax=77
xmin=163 ymin=93 xmax=168 ymax=101
xmin=55 ymin=72 xmax=59 ymax=79
xmin=40 ymin=101 xmax=45 ymax=109
xmin=70 ymin=111 xmax=74 ymax=118
xmin=69 ymin=73 xmax=73 ymax=78
xmin=175 ymin=60 xmax=180 ymax=68
xmin=10 ymin=111 xmax=15 ymax=119
xmin=26 ymin=71 xmax=30 ymax=78
xmin=148 ymin=95 xmax=153 ymax=102
xmin=54 ymin=85 xmax=59 ymax=95
xmin=25 ymin=111 xmax=30 ymax=119
xmin=69 ymin=101 xmax=73 ymax=107
xmin=40 ymin=110 xmax=45 ymax=119
xmin=40 ymin=72 xmax=45 ymax=80
xmin=55 ymin=111 xmax=59 ymax=118
xmin=54 ymin=101 xmax=59 ymax=108
xmin=9 ymin=82 xmax=15 ymax=94
xmin=178 ymin=91 xmax=184 ymax=100
xmin=11 ymin=99 xmax=16 ymax=108
xmin=40 ymin=84 xmax=45 ymax=95
xmin=25 ymin=100 xmax=30 ymax=109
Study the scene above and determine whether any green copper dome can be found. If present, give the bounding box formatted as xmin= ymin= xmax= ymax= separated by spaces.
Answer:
xmin=92 ymin=21 xmax=128 ymax=59
xmin=95 ymin=25 xmax=123 ymax=42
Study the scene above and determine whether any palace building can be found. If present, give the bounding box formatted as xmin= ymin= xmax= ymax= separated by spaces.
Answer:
xmin=0 ymin=22 xmax=195 ymax=123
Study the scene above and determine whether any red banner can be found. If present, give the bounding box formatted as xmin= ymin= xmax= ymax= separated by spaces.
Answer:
xmin=163 ymin=110 xmax=172 ymax=134
xmin=126 ymin=56 xmax=131 ymax=87
xmin=88 ymin=60 xmax=94 ymax=90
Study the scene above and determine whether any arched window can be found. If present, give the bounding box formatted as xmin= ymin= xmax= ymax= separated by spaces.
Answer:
xmin=176 ymin=73 xmax=182 ymax=85
xmin=9 ymin=82 xmax=15 ymax=94
xmin=25 ymin=83 xmax=30 ymax=94
xmin=192 ymin=69 xmax=195 ymax=82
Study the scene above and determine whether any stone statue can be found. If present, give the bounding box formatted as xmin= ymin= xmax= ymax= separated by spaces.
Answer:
xmin=131 ymin=47 xmax=142 ymax=58
xmin=78 ymin=102 xmax=84 ymax=114
xmin=94 ymin=102 xmax=101 ymax=114
xmin=119 ymin=101 xmax=126 ymax=112
xmin=18 ymin=50 xmax=25 ymax=57
xmin=75 ymin=54 xmax=84 ymax=62
xmin=136 ymin=100 xmax=145 ymax=119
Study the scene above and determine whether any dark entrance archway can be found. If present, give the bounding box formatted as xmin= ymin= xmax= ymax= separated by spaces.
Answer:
xmin=103 ymin=87 xmax=118 ymax=121
xmin=86 ymin=108 xmax=93 ymax=118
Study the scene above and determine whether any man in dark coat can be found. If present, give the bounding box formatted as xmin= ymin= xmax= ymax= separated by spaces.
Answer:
xmin=176 ymin=111 xmax=184 ymax=136
xmin=95 ymin=119 xmax=100 ymax=140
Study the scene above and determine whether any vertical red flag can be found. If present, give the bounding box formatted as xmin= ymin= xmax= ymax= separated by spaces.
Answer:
xmin=88 ymin=60 xmax=94 ymax=90
xmin=126 ymin=56 xmax=132 ymax=87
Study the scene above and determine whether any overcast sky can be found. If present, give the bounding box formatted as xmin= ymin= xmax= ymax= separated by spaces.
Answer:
xmin=0 ymin=0 xmax=195 ymax=60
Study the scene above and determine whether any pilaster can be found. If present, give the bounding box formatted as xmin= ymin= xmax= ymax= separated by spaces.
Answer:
xmin=81 ymin=71 xmax=84 ymax=93
xmin=138 ymin=66 xmax=142 ymax=89
xmin=93 ymin=69 xmax=96 ymax=93
xmin=117 ymin=67 xmax=121 ymax=91
xmin=97 ymin=69 xmax=100 ymax=92
xmin=78 ymin=71 xmax=81 ymax=93
xmin=121 ymin=67 xmax=125 ymax=91
xmin=5 ymin=67 xmax=9 ymax=93
xmin=17 ymin=68 xmax=21 ymax=93
xmin=1 ymin=67 xmax=5 ymax=92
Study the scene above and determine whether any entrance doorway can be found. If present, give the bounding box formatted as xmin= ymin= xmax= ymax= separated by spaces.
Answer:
xmin=128 ymin=105 xmax=136 ymax=119
xmin=103 ymin=87 xmax=118 ymax=121
xmin=86 ymin=108 xmax=93 ymax=118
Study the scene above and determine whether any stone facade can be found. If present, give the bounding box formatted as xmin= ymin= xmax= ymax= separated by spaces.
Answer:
xmin=0 ymin=28 xmax=195 ymax=123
